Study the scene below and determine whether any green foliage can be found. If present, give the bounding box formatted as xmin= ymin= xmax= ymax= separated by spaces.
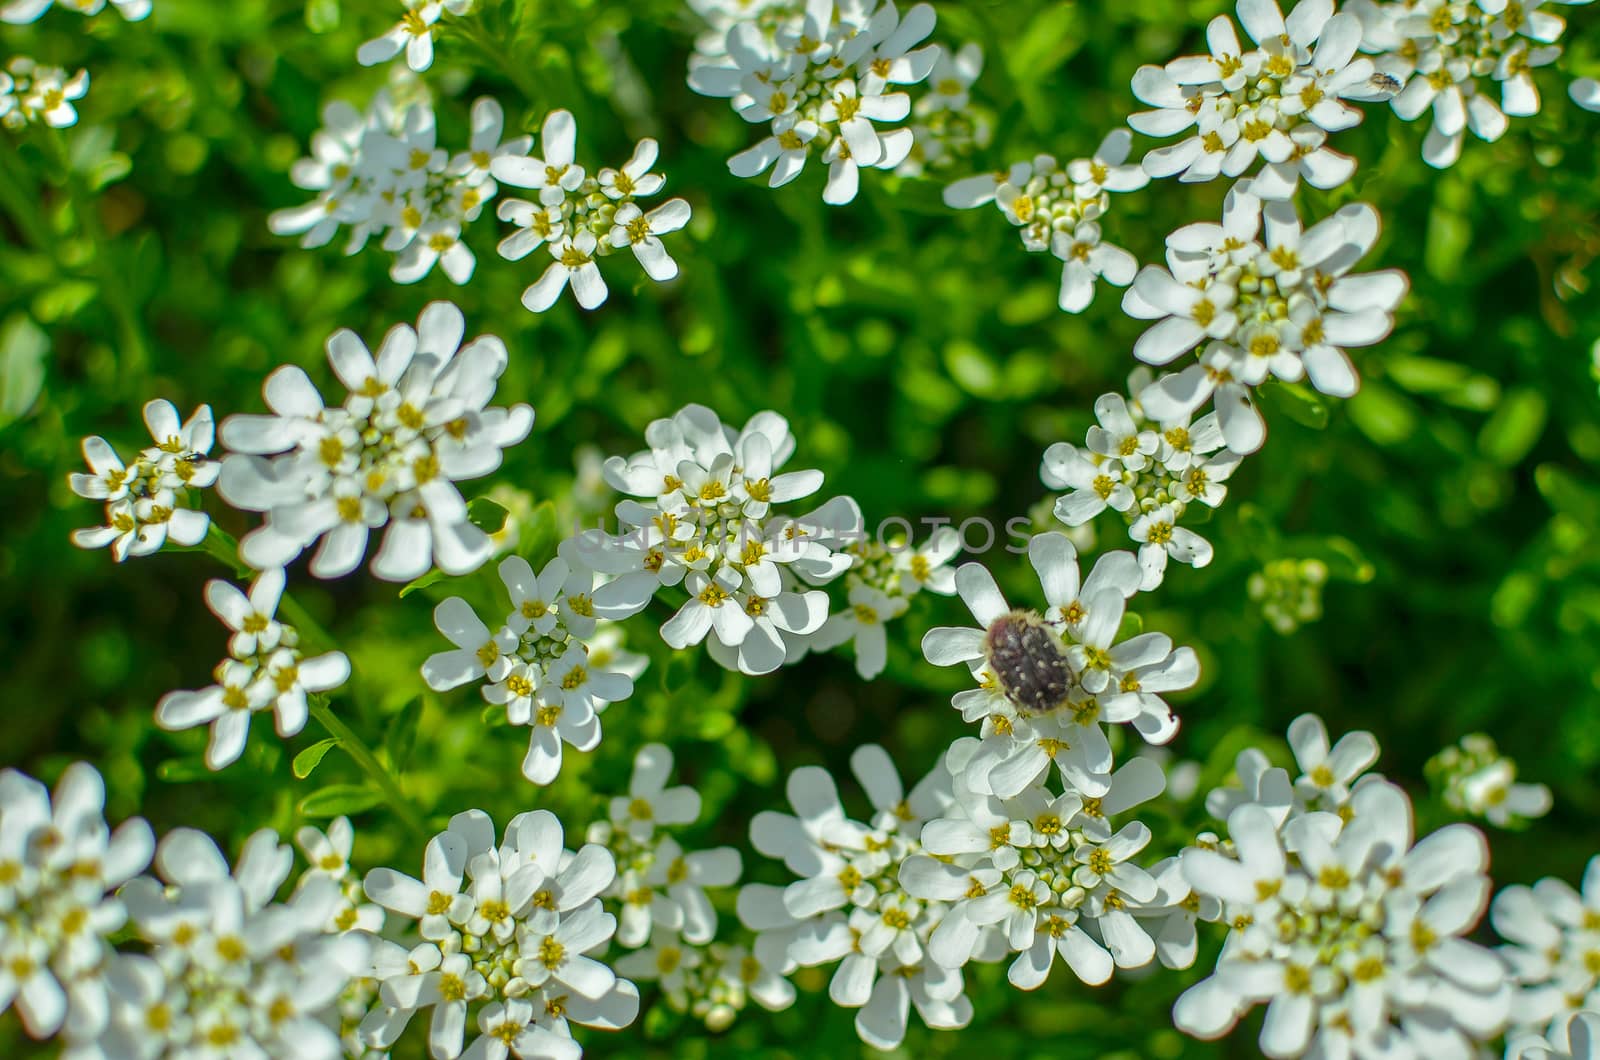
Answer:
xmin=4 ymin=0 xmax=1600 ymax=1055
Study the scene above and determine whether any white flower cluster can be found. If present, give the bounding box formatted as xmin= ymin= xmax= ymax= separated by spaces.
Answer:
xmin=155 ymin=569 xmax=352 ymax=771
xmin=68 ymin=399 xmax=217 ymax=563
xmin=358 ymin=0 xmax=474 ymax=73
xmin=1130 ymin=0 xmax=1391 ymax=199
xmin=689 ymin=0 xmax=939 ymax=204
xmin=490 ymin=109 xmax=693 ymax=313
xmin=95 ymin=827 xmax=370 ymax=1059
xmin=270 ymin=93 xmax=530 ymax=286
xmin=1177 ymin=713 xmax=1511 ymax=1057
xmin=1513 ymin=1012 xmax=1600 ymax=1060
xmin=595 ymin=744 xmax=792 ymax=1031
xmin=217 ymin=301 xmax=534 ymax=582
xmin=1350 ymin=0 xmax=1589 ymax=168
xmin=421 ymin=548 xmax=648 ymax=785
xmin=578 ymin=403 xmax=859 ymax=677
xmin=1126 ymin=189 xmax=1408 ymax=454
xmin=1498 ymin=859 xmax=1600 ymax=1050
xmin=0 ymin=0 xmax=148 ymax=24
xmin=895 ymin=42 xmax=990 ymax=177
xmin=0 ymin=58 xmax=88 ymax=130
xmin=806 ymin=527 xmax=959 ymax=679
xmin=1428 ymin=732 xmax=1553 ymax=829
xmin=359 ymin=808 xmax=638 ymax=1060
xmin=738 ymin=746 xmax=972 ymax=1050
xmin=944 ymin=132 xmax=1148 ymax=314
xmin=900 ymin=747 xmax=1186 ymax=995
xmin=1042 ymin=381 xmax=1239 ymax=589
xmin=922 ymin=532 xmax=1197 ymax=787
xmin=292 ymin=816 xmax=385 ymax=937
xmin=0 ymin=764 xmax=152 ymax=1045
xmin=1248 ymin=556 xmax=1329 ymax=633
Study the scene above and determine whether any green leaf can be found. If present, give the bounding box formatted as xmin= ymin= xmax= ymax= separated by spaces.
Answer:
xmin=467 ymin=496 xmax=509 ymax=535
xmin=516 ymin=501 xmax=562 ymax=564
xmin=291 ymin=738 xmax=339 ymax=780
xmin=398 ymin=567 xmax=450 ymax=598
xmin=1347 ymin=383 xmax=1418 ymax=446
xmin=1478 ymin=387 xmax=1547 ymax=467
xmin=1535 ymin=465 xmax=1600 ymax=524
xmin=298 ymin=784 xmax=382 ymax=818
xmin=1386 ymin=356 xmax=1500 ymax=411
xmin=0 ymin=314 xmax=48 ymax=428
xmin=156 ymin=758 xmax=213 ymax=783
xmin=385 ymin=697 xmax=423 ymax=772
xmin=1257 ymin=380 xmax=1329 ymax=430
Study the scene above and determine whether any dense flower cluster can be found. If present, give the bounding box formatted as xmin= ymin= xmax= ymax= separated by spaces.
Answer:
xmin=270 ymin=92 xmax=530 ymax=286
xmin=155 ymin=569 xmax=352 ymax=770
xmin=1126 ymin=189 xmax=1408 ymax=453
xmin=217 ymin=301 xmax=534 ymax=582
xmin=0 ymin=764 xmax=152 ymax=1044
xmin=68 ymin=399 xmax=217 ymax=563
xmin=921 ymin=532 xmax=1197 ymax=791
xmin=421 ymin=548 xmax=648 ymax=784
xmin=1177 ymin=715 xmax=1510 ymax=1057
xmin=1428 ymin=732 xmax=1553 ymax=829
xmin=491 ymin=109 xmax=693 ymax=312
xmin=895 ymin=41 xmax=989 ymax=176
xmin=739 ymin=746 xmax=973 ymax=1049
xmin=97 ymin=827 xmax=370 ymax=1058
xmin=944 ymin=132 xmax=1147 ymax=313
xmin=807 ymin=527 xmax=959 ymax=678
xmin=688 ymin=0 xmax=939 ymax=204
xmin=1350 ymin=0 xmax=1586 ymax=167
xmin=1247 ymin=556 xmax=1330 ymax=633
xmin=1130 ymin=0 xmax=1391 ymax=198
xmin=1042 ymin=379 xmax=1240 ymax=589
xmin=0 ymin=57 xmax=87 ymax=129
xmin=578 ymin=403 xmax=858 ymax=676
xmin=592 ymin=743 xmax=793 ymax=1031
xmin=1497 ymin=860 xmax=1600 ymax=1048
xmin=359 ymin=808 xmax=638 ymax=1059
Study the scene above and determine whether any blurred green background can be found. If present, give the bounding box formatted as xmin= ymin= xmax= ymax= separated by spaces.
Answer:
xmin=3 ymin=0 xmax=1600 ymax=1055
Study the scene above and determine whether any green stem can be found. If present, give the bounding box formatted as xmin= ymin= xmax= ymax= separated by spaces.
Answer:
xmin=0 ymin=147 xmax=59 ymax=254
xmin=310 ymin=693 xmax=428 ymax=838
xmin=193 ymin=524 xmax=428 ymax=838
xmin=455 ymin=18 xmax=542 ymax=102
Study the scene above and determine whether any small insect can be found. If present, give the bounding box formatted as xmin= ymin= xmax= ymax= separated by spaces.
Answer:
xmin=1366 ymin=72 xmax=1403 ymax=99
xmin=984 ymin=610 xmax=1073 ymax=716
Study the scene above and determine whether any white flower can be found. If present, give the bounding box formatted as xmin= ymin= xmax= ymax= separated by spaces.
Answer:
xmin=1574 ymin=78 xmax=1600 ymax=112
xmin=1131 ymin=0 xmax=1380 ymax=196
xmin=0 ymin=764 xmax=153 ymax=1044
xmin=69 ymin=399 xmax=217 ymax=562
xmin=217 ymin=301 xmax=534 ymax=582
xmin=1352 ymin=0 xmax=1576 ymax=167
xmin=102 ymin=827 xmax=368 ymax=1060
xmin=1129 ymin=191 xmax=1408 ymax=453
xmin=578 ymin=404 xmax=849 ymax=675
xmin=360 ymin=809 xmax=638 ymax=1060
xmin=155 ymin=569 xmax=352 ymax=771
xmin=293 ymin=817 xmax=386 ymax=935
xmin=270 ymin=93 xmax=523 ymax=286
xmin=694 ymin=0 xmax=937 ymax=204
xmin=357 ymin=0 xmax=474 ymax=72
xmin=494 ymin=110 xmax=691 ymax=313
xmin=1429 ymin=732 xmax=1554 ymax=829
xmin=1176 ymin=779 xmax=1510 ymax=1056
xmin=946 ymin=136 xmax=1142 ymax=314
xmin=421 ymin=554 xmax=645 ymax=786
xmin=1510 ymin=1012 xmax=1600 ymax=1060
xmin=1492 ymin=855 xmax=1600 ymax=1042
xmin=1 ymin=0 xmax=150 ymax=23
xmin=1286 ymin=712 xmax=1378 ymax=810
xmin=0 ymin=58 xmax=88 ymax=129
xmin=740 ymin=745 xmax=969 ymax=1050
xmin=921 ymin=533 xmax=1192 ymax=796
xmin=808 ymin=584 xmax=908 ymax=679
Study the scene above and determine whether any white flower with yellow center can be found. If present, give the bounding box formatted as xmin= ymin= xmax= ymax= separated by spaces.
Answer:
xmin=357 ymin=0 xmax=474 ymax=72
xmin=0 ymin=764 xmax=153 ymax=1046
xmin=0 ymin=58 xmax=87 ymax=129
xmin=1176 ymin=776 xmax=1511 ymax=1057
xmin=494 ymin=110 xmax=692 ymax=313
xmin=1 ymin=0 xmax=150 ymax=23
xmin=359 ymin=808 xmax=637 ymax=1059
xmin=69 ymin=399 xmax=217 ymax=562
xmin=218 ymin=301 xmax=533 ymax=582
